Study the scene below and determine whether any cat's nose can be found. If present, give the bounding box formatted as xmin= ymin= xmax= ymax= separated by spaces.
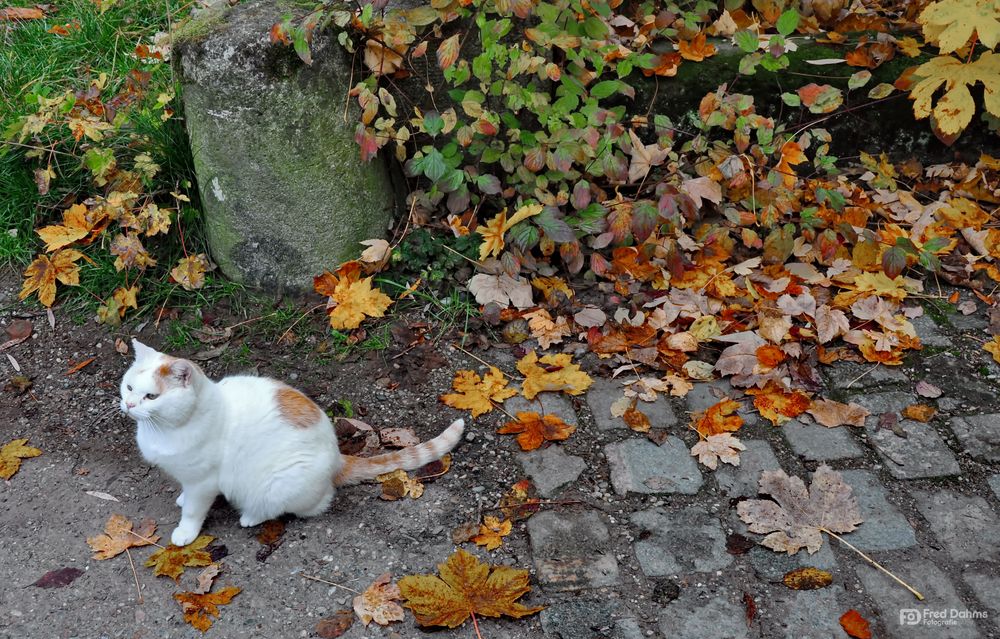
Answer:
xmin=125 ymin=401 xmax=136 ymax=409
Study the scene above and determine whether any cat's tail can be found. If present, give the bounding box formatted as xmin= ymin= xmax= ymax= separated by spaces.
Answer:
xmin=333 ymin=418 xmax=465 ymax=486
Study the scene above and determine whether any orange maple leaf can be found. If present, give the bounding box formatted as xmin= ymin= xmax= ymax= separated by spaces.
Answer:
xmin=87 ymin=514 xmax=159 ymax=560
xmin=773 ymin=140 xmax=807 ymax=188
xmin=174 ymin=585 xmax=241 ymax=632
xmin=678 ymin=33 xmax=717 ymax=61
xmin=745 ymin=383 xmax=811 ymax=426
xmin=472 ymin=516 xmax=513 ymax=550
xmin=397 ymin=549 xmax=543 ymax=628
xmin=755 ymin=344 xmax=786 ymax=368
xmin=497 ymin=411 xmax=576 ymax=451
xmin=839 ymin=609 xmax=872 ymax=639
xmin=36 ymin=203 xmax=108 ymax=251
xmin=440 ymin=367 xmax=517 ymax=417
xmin=314 ymin=261 xmax=393 ymax=330
xmin=19 ymin=249 xmax=85 ymax=307
xmin=693 ymin=398 xmax=744 ymax=436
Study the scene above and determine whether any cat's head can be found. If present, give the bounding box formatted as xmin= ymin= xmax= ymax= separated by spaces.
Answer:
xmin=120 ymin=339 xmax=202 ymax=424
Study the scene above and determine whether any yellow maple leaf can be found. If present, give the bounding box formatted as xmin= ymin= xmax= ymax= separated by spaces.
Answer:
xmin=36 ymin=203 xmax=96 ymax=251
xmin=377 ymin=468 xmax=425 ymax=500
xmin=497 ymin=411 xmax=576 ymax=450
xmin=314 ymin=261 xmax=393 ymax=330
xmin=985 ymin=336 xmax=1000 ymax=363
xmin=516 ymin=351 xmax=593 ymax=400
xmin=87 ymin=514 xmax=160 ymax=560
xmin=896 ymin=36 xmax=923 ymax=57
xmin=524 ymin=309 xmax=572 ymax=350
xmin=0 ymin=438 xmax=41 ymax=480
xmin=171 ymin=254 xmax=212 ymax=290
xmin=910 ymin=51 xmax=1000 ymax=137
xmin=145 ymin=535 xmax=214 ymax=580
xmin=440 ymin=367 xmax=518 ymax=417
xmin=174 ymin=585 xmax=241 ymax=632
xmin=477 ymin=203 xmax=544 ymax=260
xmin=918 ymin=0 xmax=1000 ymax=54
xmin=472 ymin=516 xmax=513 ymax=550
xmin=19 ymin=248 xmax=85 ymax=307
xmin=397 ymin=549 xmax=543 ymax=628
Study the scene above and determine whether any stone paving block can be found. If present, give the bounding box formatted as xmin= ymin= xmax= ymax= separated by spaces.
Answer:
xmin=605 ymin=438 xmax=703 ymax=496
xmin=962 ymin=570 xmax=1000 ymax=622
xmin=585 ymin=377 xmax=678 ymax=431
xmin=630 ymin=506 xmax=732 ymax=577
xmin=839 ymin=470 xmax=917 ymax=552
xmin=825 ymin=362 xmax=908 ymax=390
xmin=539 ymin=599 xmax=622 ymax=638
xmin=857 ymin=562 xmax=981 ymax=638
xmin=760 ymin=585 xmax=849 ymax=639
xmin=949 ymin=415 xmax=1000 ymax=462
xmin=912 ymin=490 xmax=1000 ymax=563
xmin=781 ymin=418 xmax=864 ymax=461
xmin=856 ymin=392 xmax=960 ymax=479
xmin=989 ymin=474 xmax=1000 ymax=501
xmin=517 ymin=446 xmax=586 ymax=498
xmin=505 ymin=393 xmax=578 ymax=426
xmin=911 ymin=313 xmax=951 ymax=347
xmin=684 ymin=379 xmax=759 ymax=426
xmin=949 ymin=308 xmax=989 ymax=332
xmin=714 ymin=440 xmax=782 ymax=499
xmin=528 ymin=511 xmax=619 ymax=592
xmin=749 ymin=542 xmax=837 ymax=582
xmin=658 ymin=588 xmax=750 ymax=639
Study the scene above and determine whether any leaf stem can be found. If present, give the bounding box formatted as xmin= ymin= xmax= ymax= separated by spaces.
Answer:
xmin=471 ymin=610 xmax=484 ymax=639
xmin=125 ymin=548 xmax=143 ymax=604
xmin=820 ymin=527 xmax=924 ymax=600
xmin=127 ymin=529 xmax=166 ymax=549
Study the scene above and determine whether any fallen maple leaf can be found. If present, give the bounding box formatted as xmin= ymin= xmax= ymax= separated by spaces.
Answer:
xmin=174 ymin=585 xmax=241 ymax=632
xmin=440 ymin=367 xmax=517 ymax=417
xmin=171 ymin=254 xmax=212 ymax=290
xmin=467 ymin=271 xmax=534 ymax=309
xmin=87 ymin=514 xmax=159 ymax=560
xmin=314 ymin=262 xmax=393 ymax=330
xmin=985 ymin=336 xmax=1000 ymax=363
xmin=839 ymin=609 xmax=872 ymax=639
xmin=19 ymin=249 xmax=85 ymax=307
xmin=915 ymin=380 xmax=943 ymax=398
xmin=745 ymin=383 xmax=811 ymax=426
xmin=397 ymin=549 xmax=543 ymax=628
xmin=498 ymin=411 xmax=575 ymax=451
xmin=910 ymin=51 xmax=1000 ymax=138
xmin=524 ymin=309 xmax=571 ymax=349
xmin=919 ymin=0 xmax=1000 ymax=54
xmin=677 ymin=32 xmax=717 ymax=61
xmin=316 ymin=611 xmax=354 ymax=638
xmin=194 ymin=563 xmax=221 ymax=594
xmin=499 ymin=479 xmax=541 ymax=521
xmin=145 ymin=535 xmax=214 ymax=580
xmin=353 ymin=573 xmax=405 ymax=626
xmin=691 ymin=433 xmax=746 ymax=470
xmin=737 ymin=465 xmax=862 ymax=554
xmin=472 ymin=516 xmax=512 ymax=550
xmin=477 ymin=203 xmax=544 ymax=260
xmin=806 ymin=399 xmax=870 ymax=428
xmin=783 ymin=566 xmax=833 ymax=590
xmin=622 ymin=401 xmax=652 ymax=433
xmin=377 ymin=469 xmax=424 ymax=500
xmin=693 ymin=398 xmax=744 ymax=437
xmin=516 ymin=351 xmax=593 ymax=399
xmin=0 ymin=438 xmax=41 ymax=480
xmin=36 ymin=203 xmax=106 ymax=251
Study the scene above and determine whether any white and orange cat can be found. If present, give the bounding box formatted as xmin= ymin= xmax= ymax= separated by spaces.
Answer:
xmin=120 ymin=339 xmax=464 ymax=546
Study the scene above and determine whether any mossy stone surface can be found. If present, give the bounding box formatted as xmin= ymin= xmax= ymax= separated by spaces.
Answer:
xmin=174 ymin=0 xmax=397 ymax=290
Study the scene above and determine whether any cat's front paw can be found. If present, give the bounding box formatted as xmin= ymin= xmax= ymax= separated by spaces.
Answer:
xmin=175 ymin=492 xmax=185 ymax=508
xmin=171 ymin=524 xmax=200 ymax=546
xmin=239 ymin=513 xmax=265 ymax=528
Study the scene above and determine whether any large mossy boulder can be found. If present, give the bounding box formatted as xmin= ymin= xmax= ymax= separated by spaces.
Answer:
xmin=173 ymin=0 xmax=398 ymax=291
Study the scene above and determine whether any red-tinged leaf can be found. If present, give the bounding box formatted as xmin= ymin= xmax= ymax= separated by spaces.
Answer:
xmin=437 ymin=33 xmax=460 ymax=70
xmin=33 ymin=567 xmax=84 ymax=589
xmin=882 ymin=245 xmax=907 ymax=278
xmin=0 ymin=6 xmax=44 ymax=20
xmin=839 ymin=609 xmax=872 ymax=639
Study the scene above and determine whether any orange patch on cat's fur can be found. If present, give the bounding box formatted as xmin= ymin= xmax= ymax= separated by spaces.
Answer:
xmin=275 ymin=387 xmax=322 ymax=428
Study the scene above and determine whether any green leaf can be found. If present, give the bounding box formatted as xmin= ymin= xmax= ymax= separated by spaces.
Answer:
xmin=590 ymin=80 xmax=620 ymax=99
xmin=423 ymin=111 xmax=445 ymax=137
xmin=922 ymin=237 xmax=950 ymax=252
xmin=848 ymin=70 xmax=872 ymax=90
xmin=781 ymin=93 xmax=801 ymax=107
xmin=583 ymin=16 xmax=607 ymax=39
xmin=421 ymin=150 xmax=447 ymax=182
xmin=735 ymin=30 xmax=758 ymax=53
xmin=776 ymin=9 xmax=799 ymax=36
xmin=882 ymin=246 xmax=908 ymax=278
xmin=292 ymin=30 xmax=312 ymax=65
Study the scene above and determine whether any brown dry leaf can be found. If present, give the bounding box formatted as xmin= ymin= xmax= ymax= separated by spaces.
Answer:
xmin=472 ymin=516 xmax=513 ymax=551
xmin=1 ymin=6 xmax=45 ymax=20
xmin=715 ymin=331 xmax=767 ymax=377
xmin=497 ymin=411 xmax=576 ymax=451
xmin=915 ymin=380 xmax=943 ymax=398
xmin=377 ymin=469 xmax=424 ymax=500
xmin=902 ymin=403 xmax=937 ymax=422
xmin=256 ymin=520 xmax=286 ymax=546
xmin=316 ymin=611 xmax=355 ymax=638
xmin=783 ymin=566 xmax=833 ymax=590
xmin=693 ymin=398 xmax=744 ymax=437
xmin=516 ymin=351 xmax=593 ymax=400
xmin=87 ymin=514 xmax=159 ymax=560
xmin=499 ymin=479 xmax=541 ymax=521
xmin=194 ymin=563 xmax=221 ymax=595
xmin=745 ymin=383 xmax=811 ymax=426
xmin=737 ymin=465 xmax=862 ymax=554
xmin=174 ymin=585 xmax=241 ymax=632
xmin=380 ymin=427 xmax=420 ymax=448
xmin=691 ymin=433 xmax=746 ymax=470
xmin=523 ymin=310 xmax=571 ymax=350
xmin=677 ymin=32 xmax=717 ymax=61
xmin=622 ymin=401 xmax=652 ymax=433
xmin=110 ymin=233 xmax=156 ymax=270
xmin=839 ymin=609 xmax=872 ymax=639
xmin=145 ymin=535 xmax=214 ymax=580
xmin=440 ymin=367 xmax=517 ymax=417
xmin=806 ymin=399 xmax=870 ymax=428
xmin=0 ymin=438 xmax=42 ymax=480
xmin=19 ymin=249 xmax=85 ymax=307
xmin=397 ymin=549 xmax=544 ymax=628
xmin=314 ymin=261 xmax=393 ymax=330
xmin=353 ymin=573 xmax=405 ymax=626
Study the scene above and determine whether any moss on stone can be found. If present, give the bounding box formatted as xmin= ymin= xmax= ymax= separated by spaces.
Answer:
xmin=171 ymin=5 xmax=229 ymax=46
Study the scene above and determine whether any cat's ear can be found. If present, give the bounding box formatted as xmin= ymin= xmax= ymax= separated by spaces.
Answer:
xmin=166 ymin=360 xmax=196 ymax=387
xmin=132 ymin=339 xmax=157 ymax=361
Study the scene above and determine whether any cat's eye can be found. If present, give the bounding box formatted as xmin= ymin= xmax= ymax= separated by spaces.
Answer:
xmin=127 ymin=385 xmax=133 ymax=391
xmin=144 ymin=393 xmax=158 ymax=400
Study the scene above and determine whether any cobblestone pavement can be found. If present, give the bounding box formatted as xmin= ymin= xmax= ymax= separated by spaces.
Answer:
xmin=2 ymin=275 xmax=999 ymax=638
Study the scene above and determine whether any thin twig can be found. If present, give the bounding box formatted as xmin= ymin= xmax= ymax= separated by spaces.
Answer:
xmin=822 ymin=528 xmax=924 ymax=601
xmin=300 ymin=573 xmax=361 ymax=594
xmin=125 ymin=548 xmax=143 ymax=604
xmin=127 ymin=529 xmax=166 ymax=549
xmin=844 ymin=363 xmax=879 ymax=389
xmin=275 ymin=303 xmax=325 ymax=345
xmin=439 ymin=243 xmax=484 ymax=268
xmin=450 ymin=343 xmax=522 ymax=379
